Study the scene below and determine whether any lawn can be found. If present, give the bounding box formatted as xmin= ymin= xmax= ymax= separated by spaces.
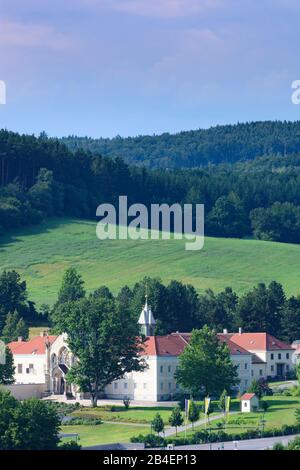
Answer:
xmin=71 ymin=406 xmax=174 ymax=424
xmin=1 ymin=217 xmax=300 ymax=307
xmin=175 ymin=396 xmax=300 ymax=439
xmin=28 ymin=326 xmax=50 ymax=339
xmin=60 ymin=423 xmax=150 ymax=446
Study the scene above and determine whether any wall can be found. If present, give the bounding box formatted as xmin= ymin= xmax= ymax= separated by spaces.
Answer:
xmin=156 ymin=356 xmax=180 ymax=400
xmin=231 ymin=354 xmax=252 ymax=393
xmin=105 ymin=356 xmax=158 ymax=401
xmin=4 ymin=383 xmax=46 ymax=400
xmin=248 ymin=349 xmax=294 ymax=377
xmin=13 ymin=354 xmax=47 ymax=384
xmin=251 ymin=362 xmax=267 ymax=381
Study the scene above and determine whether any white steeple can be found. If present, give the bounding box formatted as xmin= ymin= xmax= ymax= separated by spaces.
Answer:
xmin=138 ymin=295 xmax=156 ymax=336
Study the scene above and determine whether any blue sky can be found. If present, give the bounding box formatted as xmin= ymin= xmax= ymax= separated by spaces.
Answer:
xmin=0 ymin=0 xmax=300 ymax=137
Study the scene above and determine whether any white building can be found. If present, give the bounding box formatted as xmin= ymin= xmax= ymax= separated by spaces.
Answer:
xmin=291 ymin=340 xmax=300 ymax=365
xmin=227 ymin=332 xmax=294 ymax=379
xmin=7 ymin=300 xmax=295 ymax=402
xmin=8 ymin=333 xmax=56 ymax=385
xmin=240 ymin=393 xmax=259 ymax=413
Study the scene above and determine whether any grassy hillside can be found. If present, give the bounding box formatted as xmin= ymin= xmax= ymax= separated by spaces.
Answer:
xmin=0 ymin=217 xmax=300 ymax=307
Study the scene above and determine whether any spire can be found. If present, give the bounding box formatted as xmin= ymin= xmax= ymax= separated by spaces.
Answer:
xmin=138 ymin=295 xmax=156 ymax=336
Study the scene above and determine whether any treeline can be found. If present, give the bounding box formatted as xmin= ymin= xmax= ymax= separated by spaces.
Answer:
xmin=53 ymin=270 xmax=300 ymax=344
xmin=1 ymin=268 xmax=300 ymax=344
xmin=117 ymin=276 xmax=300 ymax=343
xmin=3 ymin=129 xmax=300 ymax=243
xmin=62 ymin=120 xmax=300 ymax=168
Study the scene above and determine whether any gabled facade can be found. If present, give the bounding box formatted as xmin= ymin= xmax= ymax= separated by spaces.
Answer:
xmin=228 ymin=332 xmax=294 ymax=379
xmin=7 ymin=333 xmax=56 ymax=385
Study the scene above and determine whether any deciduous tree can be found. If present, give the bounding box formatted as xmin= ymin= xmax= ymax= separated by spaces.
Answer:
xmin=175 ymin=326 xmax=238 ymax=396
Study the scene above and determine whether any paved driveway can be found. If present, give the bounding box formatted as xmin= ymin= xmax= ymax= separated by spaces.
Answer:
xmin=171 ymin=433 xmax=300 ymax=450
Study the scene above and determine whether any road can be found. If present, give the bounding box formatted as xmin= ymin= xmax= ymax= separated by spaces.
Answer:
xmin=83 ymin=433 xmax=300 ymax=450
xmin=171 ymin=433 xmax=300 ymax=450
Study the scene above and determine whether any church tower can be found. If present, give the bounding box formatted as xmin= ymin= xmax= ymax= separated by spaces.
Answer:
xmin=138 ymin=295 xmax=156 ymax=336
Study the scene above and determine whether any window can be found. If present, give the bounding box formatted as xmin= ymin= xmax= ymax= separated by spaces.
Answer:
xmin=168 ymin=365 xmax=171 ymax=373
xmin=259 ymin=369 xmax=263 ymax=376
xmin=271 ymin=353 xmax=274 ymax=360
xmin=160 ymin=383 xmax=164 ymax=391
xmin=26 ymin=364 xmax=34 ymax=374
xmin=134 ymin=383 xmax=137 ymax=389
xmin=278 ymin=353 xmax=281 ymax=360
xmin=244 ymin=402 xmax=248 ymax=408
xmin=168 ymin=382 xmax=172 ymax=390
xmin=251 ymin=370 xmax=254 ymax=377
xmin=244 ymin=363 xmax=248 ymax=370
xmin=160 ymin=365 xmax=163 ymax=374
xmin=17 ymin=364 xmax=22 ymax=374
xmin=143 ymin=383 xmax=147 ymax=390
xmin=245 ymin=380 xmax=248 ymax=386
xmin=114 ymin=382 xmax=118 ymax=390
xmin=286 ymin=353 xmax=289 ymax=359
xmin=124 ymin=382 xmax=128 ymax=390
xmin=271 ymin=365 xmax=274 ymax=372
xmin=286 ymin=365 xmax=290 ymax=371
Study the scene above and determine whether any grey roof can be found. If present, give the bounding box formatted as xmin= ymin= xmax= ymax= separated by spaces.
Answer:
xmin=138 ymin=300 xmax=156 ymax=326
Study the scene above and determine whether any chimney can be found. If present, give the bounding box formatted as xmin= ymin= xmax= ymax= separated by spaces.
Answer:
xmin=17 ymin=336 xmax=23 ymax=342
xmin=238 ymin=327 xmax=242 ymax=335
xmin=223 ymin=329 xmax=228 ymax=334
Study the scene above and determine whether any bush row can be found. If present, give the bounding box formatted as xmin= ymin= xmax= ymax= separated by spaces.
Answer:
xmin=131 ymin=424 xmax=300 ymax=448
xmin=62 ymin=416 xmax=102 ymax=426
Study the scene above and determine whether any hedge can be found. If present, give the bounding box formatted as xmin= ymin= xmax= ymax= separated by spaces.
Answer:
xmin=131 ymin=424 xmax=300 ymax=447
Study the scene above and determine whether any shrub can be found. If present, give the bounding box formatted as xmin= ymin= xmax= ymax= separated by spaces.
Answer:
xmin=163 ymin=423 xmax=300 ymax=447
xmin=287 ymin=436 xmax=300 ymax=450
xmin=59 ymin=441 xmax=81 ymax=450
xmin=43 ymin=401 xmax=82 ymax=415
xmin=290 ymin=386 xmax=300 ymax=397
xmin=130 ymin=434 xmax=166 ymax=448
xmin=63 ymin=416 xmax=102 ymax=426
xmin=123 ymin=398 xmax=131 ymax=409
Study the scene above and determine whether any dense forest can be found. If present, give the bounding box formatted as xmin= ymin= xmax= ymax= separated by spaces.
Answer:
xmin=2 ymin=127 xmax=300 ymax=243
xmin=62 ymin=121 xmax=300 ymax=168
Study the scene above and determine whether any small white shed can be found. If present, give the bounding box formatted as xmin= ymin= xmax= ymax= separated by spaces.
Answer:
xmin=240 ymin=393 xmax=259 ymax=413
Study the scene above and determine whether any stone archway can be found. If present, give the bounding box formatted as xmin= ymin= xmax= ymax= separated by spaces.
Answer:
xmin=52 ymin=369 xmax=65 ymax=395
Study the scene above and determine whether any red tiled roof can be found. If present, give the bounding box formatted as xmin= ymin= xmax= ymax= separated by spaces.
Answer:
xmin=217 ymin=334 xmax=251 ymax=355
xmin=140 ymin=335 xmax=187 ymax=356
xmin=230 ymin=333 xmax=293 ymax=351
xmin=7 ymin=335 xmax=57 ymax=355
xmin=241 ymin=393 xmax=256 ymax=400
xmin=141 ymin=333 xmax=251 ymax=357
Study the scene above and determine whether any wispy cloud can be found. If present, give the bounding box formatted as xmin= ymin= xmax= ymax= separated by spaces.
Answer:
xmin=109 ymin=0 xmax=223 ymax=18
xmin=0 ymin=19 xmax=76 ymax=51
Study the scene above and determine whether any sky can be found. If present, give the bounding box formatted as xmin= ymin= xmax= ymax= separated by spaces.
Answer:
xmin=1 ymin=0 xmax=300 ymax=138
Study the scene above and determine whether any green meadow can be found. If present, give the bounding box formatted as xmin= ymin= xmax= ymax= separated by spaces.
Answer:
xmin=1 ymin=217 xmax=300 ymax=307
xmin=60 ymin=423 xmax=150 ymax=447
xmin=175 ymin=396 xmax=300 ymax=439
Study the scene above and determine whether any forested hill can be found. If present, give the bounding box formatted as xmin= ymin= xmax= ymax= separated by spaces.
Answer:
xmin=2 ymin=128 xmax=300 ymax=245
xmin=62 ymin=121 xmax=300 ymax=168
